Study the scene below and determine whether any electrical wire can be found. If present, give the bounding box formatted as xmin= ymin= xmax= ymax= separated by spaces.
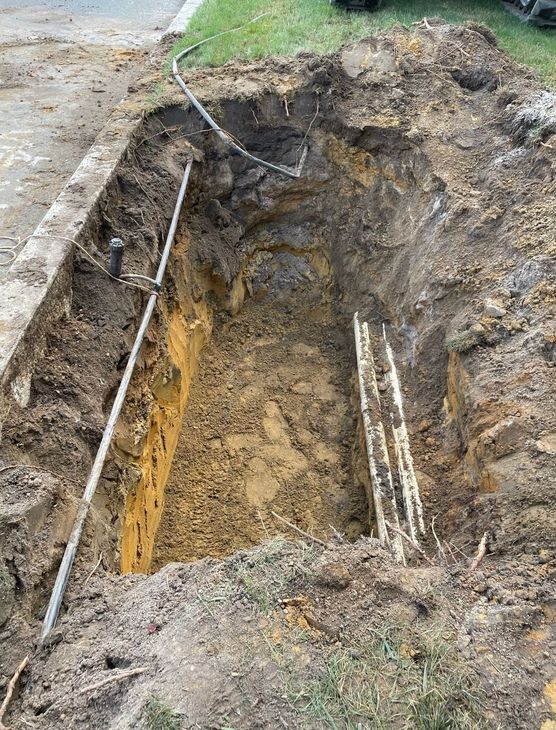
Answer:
xmin=0 ymin=236 xmax=21 ymax=266
xmin=0 ymin=234 xmax=154 ymax=294
xmin=172 ymin=14 xmax=308 ymax=180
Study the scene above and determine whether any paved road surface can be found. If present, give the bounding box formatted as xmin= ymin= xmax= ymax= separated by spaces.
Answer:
xmin=0 ymin=0 xmax=185 ymax=274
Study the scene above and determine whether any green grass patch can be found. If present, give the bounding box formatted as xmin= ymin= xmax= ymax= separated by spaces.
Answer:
xmin=144 ymin=697 xmax=182 ymax=730
xmin=172 ymin=0 xmax=556 ymax=86
xmin=230 ymin=537 xmax=317 ymax=614
xmin=445 ymin=328 xmax=482 ymax=353
xmin=287 ymin=626 xmax=487 ymax=729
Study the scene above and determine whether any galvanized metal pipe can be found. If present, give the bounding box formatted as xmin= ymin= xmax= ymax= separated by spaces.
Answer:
xmin=41 ymin=159 xmax=193 ymax=641
xmin=382 ymin=323 xmax=426 ymax=541
xmin=353 ymin=312 xmax=405 ymax=565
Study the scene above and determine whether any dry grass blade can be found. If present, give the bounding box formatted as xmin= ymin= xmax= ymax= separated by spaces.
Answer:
xmin=83 ymin=552 xmax=104 ymax=585
xmin=431 ymin=515 xmax=447 ymax=564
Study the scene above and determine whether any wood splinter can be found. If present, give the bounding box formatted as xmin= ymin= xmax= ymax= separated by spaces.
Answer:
xmin=271 ymin=511 xmax=327 ymax=547
xmin=385 ymin=521 xmax=434 ymax=566
xmin=79 ymin=667 xmax=147 ymax=695
xmin=468 ymin=532 xmax=489 ymax=572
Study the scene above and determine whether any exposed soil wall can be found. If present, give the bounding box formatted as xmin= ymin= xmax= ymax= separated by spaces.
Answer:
xmin=0 ymin=126 xmax=197 ymax=677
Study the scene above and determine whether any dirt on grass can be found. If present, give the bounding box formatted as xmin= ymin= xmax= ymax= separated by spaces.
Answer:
xmin=0 ymin=18 xmax=555 ymax=730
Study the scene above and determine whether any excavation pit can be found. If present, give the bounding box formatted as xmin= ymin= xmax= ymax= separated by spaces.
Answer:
xmin=101 ymin=65 xmax=551 ymax=573
xmin=4 ymin=38 xmax=553 ymax=583
xmin=115 ymin=91 xmax=447 ymax=573
xmin=118 ymin=112 xmax=380 ymax=572
xmin=2 ymin=25 xmax=556 ymax=729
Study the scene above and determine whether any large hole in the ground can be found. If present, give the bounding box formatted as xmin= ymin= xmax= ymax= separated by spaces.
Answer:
xmin=116 ymin=93 xmax=463 ymax=574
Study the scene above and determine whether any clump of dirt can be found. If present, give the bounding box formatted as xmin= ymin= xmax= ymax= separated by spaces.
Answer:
xmin=1 ymin=19 xmax=555 ymax=730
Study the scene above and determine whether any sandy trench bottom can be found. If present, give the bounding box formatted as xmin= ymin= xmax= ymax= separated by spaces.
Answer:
xmin=152 ymin=259 xmax=368 ymax=567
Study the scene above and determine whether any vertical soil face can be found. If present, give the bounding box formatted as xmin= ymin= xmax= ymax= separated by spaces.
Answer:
xmin=152 ymin=264 xmax=366 ymax=567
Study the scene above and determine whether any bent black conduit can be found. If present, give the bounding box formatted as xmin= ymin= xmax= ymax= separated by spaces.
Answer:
xmin=172 ymin=14 xmax=308 ymax=179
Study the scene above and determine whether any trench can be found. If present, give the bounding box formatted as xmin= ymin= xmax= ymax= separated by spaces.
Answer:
xmin=115 ymin=92 xmax=466 ymax=574
xmin=1 ymin=38 xmax=552 ymax=723
xmin=119 ymin=218 xmax=371 ymax=574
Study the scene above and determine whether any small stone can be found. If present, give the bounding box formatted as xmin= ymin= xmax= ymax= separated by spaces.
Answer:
xmin=406 ymin=128 xmax=423 ymax=144
xmin=535 ymin=432 xmax=556 ymax=455
xmin=377 ymin=381 xmax=388 ymax=392
xmin=425 ymin=437 xmax=436 ymax=448
xmin=418 ymin=419 xmax=431 ymax=432
xmin=469 ymin=323 xmax=486 ymax=335
xmin=538 ymin=549 xmax=551 ymax=564
xmin=483 ymin=300 xmax=506 ymax=318
xmin=316 ymin=562 xmax=352 ymax=590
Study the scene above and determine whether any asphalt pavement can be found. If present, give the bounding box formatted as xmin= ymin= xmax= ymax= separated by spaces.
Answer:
xmin=0 ymin=0 xmax=185 ymax=274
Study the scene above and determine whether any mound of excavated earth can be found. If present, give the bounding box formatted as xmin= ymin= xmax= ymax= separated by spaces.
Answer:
xmin=0 ymin=19 xmax=555 ymax=730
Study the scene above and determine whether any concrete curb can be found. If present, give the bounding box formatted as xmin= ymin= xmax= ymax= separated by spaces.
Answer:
xmin=0 ymin=0 xmax=202 ymax=406
xmin=165 ymin=0 xmax=204 ymax=36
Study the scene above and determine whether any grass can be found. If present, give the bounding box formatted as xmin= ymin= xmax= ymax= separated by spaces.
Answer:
xmin=445 ymin=328 xmax=482 ymax=353
xmin=172 ymin=0 xmax=556 ymax=87
xmin=144 ymin=698 xmax=182 ymax=730
xmin=229 ymin=537 xmax=317 ymax=613
xmin=0 ymin=564 xmax=13 ymax=589
xmin=286 ymin=626 xmax=486 ymax=729
xmin=193 ymin=538 xmax=318 ymax=620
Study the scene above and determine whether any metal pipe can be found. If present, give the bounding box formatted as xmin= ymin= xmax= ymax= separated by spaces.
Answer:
xmin=353 ymin=312 xmax=405 ymax=565
xmin=382 ymin=323 xmax=425 ymax=539
xmin=40 ymin=159 xmax=193 ymax=641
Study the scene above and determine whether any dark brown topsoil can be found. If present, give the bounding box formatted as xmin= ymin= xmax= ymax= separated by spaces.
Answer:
xmin=0 ymin=18 xmax=555 ymax=730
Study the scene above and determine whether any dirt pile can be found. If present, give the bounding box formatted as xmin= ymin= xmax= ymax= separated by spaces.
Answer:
xmin=13 ymin=539 xmax=556 ymax=728
xmin=0 ymin=19 xmax=555 ymax=729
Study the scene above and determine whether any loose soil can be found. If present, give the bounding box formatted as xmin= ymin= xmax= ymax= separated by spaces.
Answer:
xmin=0 ymin=19 xmax=555 ymax=730
xmin=152 ymin=282 xmax=365 ymax=568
